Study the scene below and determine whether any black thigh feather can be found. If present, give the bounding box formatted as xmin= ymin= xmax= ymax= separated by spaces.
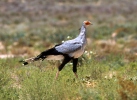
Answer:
xmin=34 ymin=47 xmax=64 ymax=61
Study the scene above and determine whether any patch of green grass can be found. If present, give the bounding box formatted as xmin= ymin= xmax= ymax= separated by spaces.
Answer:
xmin=0 ymin=60 xmax=19 ymax=100
xmin=0 ymin=55 xmax=137 ymax=100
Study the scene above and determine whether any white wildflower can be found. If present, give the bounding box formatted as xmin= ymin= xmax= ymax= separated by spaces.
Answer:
xmin=67 ymin=36 xmax=70 ymax=39
xmin=90 ymin=51 xmax=93 ymax=54
xmin=84 ymin=51 xmax=88 ymax=54
xmin=68 ymin=62 xmax=72 ymax=65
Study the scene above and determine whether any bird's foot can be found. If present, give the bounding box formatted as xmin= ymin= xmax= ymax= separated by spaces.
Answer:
xmin=55 ymin=71 xmax=59 ymax=80
xmin=74 ymin=73 xmax=78 ymax=78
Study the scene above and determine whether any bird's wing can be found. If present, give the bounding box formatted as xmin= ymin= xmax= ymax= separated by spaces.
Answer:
xmin=55 ymin=40 xmax=82 ymax=54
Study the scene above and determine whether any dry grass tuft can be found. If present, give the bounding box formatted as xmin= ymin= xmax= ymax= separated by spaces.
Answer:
xmin=118 ymin=77 xmax=137 ymax=100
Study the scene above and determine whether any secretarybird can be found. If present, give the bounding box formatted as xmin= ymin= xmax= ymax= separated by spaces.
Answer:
xmin=21 ymin=21 xmax=92 ymax=79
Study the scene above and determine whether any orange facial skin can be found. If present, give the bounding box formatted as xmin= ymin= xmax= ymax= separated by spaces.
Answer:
xmin=84 ymin=21 xmax=92 ymax=25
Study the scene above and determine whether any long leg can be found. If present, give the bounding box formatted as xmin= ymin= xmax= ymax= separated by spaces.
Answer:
xmin=73 ymin=58 xmax=78 ymax=78
xmin=56 ymin=56 xmax=72 ymax=79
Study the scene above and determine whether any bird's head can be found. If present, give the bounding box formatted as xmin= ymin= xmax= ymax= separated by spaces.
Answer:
xmin=83 ymin=21 xmax=92 ymax=26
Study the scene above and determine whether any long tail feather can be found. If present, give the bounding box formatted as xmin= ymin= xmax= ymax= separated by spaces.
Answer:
xmin=19 ymin=57 xmax=36 ymax=65
xmin=20 ymin=47 xmax=62 ymax=65
xmin=20 ymin=53 xmax=47 ymax=65
xmin=20 ymin=50 xmax=50 ymax=65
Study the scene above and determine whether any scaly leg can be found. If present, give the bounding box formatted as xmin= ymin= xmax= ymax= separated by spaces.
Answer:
xmin=73 ymin=58 xmax=78 ymax=78
xmin=55 ymin=56 xmax=72 ymax=79
xmin=55 ymin=70 xmax=59 ymax=79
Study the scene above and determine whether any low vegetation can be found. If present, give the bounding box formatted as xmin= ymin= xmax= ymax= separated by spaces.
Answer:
xmin=0 ymin=54 xmax=137 ymax=100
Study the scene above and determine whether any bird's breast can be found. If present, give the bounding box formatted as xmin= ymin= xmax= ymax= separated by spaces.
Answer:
xmin=72 ymin=49 xmax=85 ymax=58
xmin=70 ymin=43 xmax=86 ymax=58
